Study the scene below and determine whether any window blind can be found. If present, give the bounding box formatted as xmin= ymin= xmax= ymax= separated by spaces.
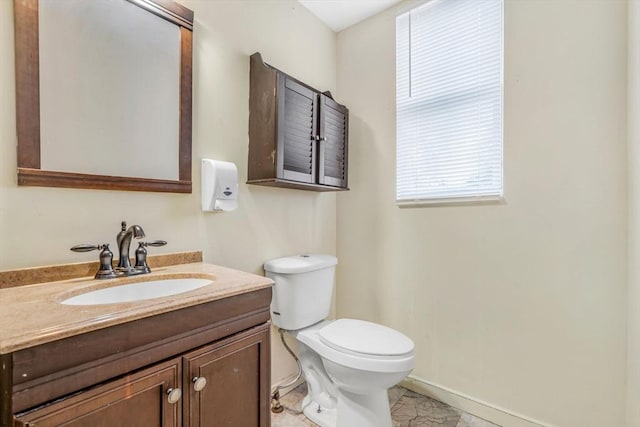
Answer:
xmin=396 ymin=0 xmax=503 ymax=204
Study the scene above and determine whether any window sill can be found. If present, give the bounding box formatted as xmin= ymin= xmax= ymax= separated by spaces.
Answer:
xmin=396 ymin=194 xmax=505 ymax=208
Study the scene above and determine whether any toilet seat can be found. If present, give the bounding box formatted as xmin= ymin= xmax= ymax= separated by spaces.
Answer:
xmin=318 ymin=319 xmax=414 ymax=357
xmin=296 ymin=320 xmax=415 ymax=373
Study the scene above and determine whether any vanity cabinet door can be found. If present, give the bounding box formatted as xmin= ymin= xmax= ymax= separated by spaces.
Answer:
xmin=14 ymin=358 xmax=182 ymax=427
xmin=183 ymin=324 xmax=270 ymax=427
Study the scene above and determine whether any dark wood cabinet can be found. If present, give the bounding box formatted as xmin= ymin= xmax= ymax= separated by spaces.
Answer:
xmin=248 ymin=53 xmax=349 ymax=191
xmin=184 ymin=326 xmax=270 ymax=427
xmin=14 ymin=358 xmax=182 ymax=427
xmin=2 ymin=289 xmax=272 ymax=427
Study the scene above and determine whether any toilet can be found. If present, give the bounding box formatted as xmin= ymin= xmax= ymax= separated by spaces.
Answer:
xmin=264 ymin=254 xmax=415 ymax=427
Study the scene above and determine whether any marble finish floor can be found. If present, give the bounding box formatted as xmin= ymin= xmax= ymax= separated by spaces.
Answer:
xmin=272 ymin=383 xmax=500 ymax=427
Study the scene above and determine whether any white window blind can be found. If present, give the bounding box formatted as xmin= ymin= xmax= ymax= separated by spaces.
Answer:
xmin=396 ymin=0 xmax=503 ymax=204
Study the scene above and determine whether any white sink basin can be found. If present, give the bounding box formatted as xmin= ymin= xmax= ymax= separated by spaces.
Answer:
xmin=60 ymin=278 xmax=213 ymax=305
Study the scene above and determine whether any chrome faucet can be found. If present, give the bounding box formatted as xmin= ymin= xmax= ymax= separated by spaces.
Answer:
xmin=116 ymin=221 xmax=145 ymax=272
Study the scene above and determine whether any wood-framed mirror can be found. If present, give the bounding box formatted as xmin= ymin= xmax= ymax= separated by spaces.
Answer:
xmin=13 ymin=0 xmax=193 ymax=193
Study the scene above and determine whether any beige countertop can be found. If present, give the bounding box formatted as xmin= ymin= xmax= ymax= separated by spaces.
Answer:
xmin=0 ymin=262 xmax=273 ymax=354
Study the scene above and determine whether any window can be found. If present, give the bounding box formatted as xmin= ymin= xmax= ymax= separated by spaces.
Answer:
xmin=396 ymin=0 xmax=503 ymax=204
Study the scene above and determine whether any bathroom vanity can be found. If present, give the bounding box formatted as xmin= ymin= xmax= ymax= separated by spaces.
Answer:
xmin=0 ymin=260 xmax=273 ymax=427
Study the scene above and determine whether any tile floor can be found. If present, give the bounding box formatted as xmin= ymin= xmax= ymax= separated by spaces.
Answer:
xmin=271 ymin=383 xmax=500 ymax=427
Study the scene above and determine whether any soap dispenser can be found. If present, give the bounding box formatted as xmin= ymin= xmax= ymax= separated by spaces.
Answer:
xmin=201 ymin=159 xmax=238 ymax=212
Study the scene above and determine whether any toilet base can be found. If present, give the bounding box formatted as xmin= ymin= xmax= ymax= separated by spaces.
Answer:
xmin=336 ymin=389 xmax=392 ymax=427
xmin=302 ymin=394 xmax=337 ymax=427
xmin=302 ymin=389 xmax=392 ymax=427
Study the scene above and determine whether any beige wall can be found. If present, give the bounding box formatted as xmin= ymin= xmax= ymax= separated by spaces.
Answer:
xmin=336 ymin=1 xmax=627 ymax=426
xmin=1 ymin=0 xmax=633 ymax=424
xmin=0 ymin=0 xmax=336 ymax=387
xmin=628 ymin=2 xmax=640 ymax=426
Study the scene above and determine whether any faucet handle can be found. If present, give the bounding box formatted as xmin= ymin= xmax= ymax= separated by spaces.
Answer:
xmin=71 ymin=244 xmax=102 ymax=252
xmin=134 ymin=240 xmax=167 ymax=274
xmin=70 ymin=244 xmax=117 ymax=279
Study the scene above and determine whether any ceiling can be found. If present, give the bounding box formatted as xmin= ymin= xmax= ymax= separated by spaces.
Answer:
xmin=298 ymin=0 xmax=403 ymax=32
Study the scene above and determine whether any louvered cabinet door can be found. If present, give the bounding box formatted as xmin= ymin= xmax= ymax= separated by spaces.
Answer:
xmin=277 ymin=76 xmax=318 ymax=184
xmin=318 ymin=94 xmax=348 ymax=188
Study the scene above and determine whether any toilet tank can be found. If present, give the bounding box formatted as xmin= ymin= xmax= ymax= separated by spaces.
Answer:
xmin=264 ymin=254 xmax=337 ymax=330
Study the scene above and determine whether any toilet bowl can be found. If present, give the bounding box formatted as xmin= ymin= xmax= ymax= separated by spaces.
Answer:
xmin=264 ymin=255 xmax=415 ymax=427
xmin=294 ymin=319 xmax=414 ymax=427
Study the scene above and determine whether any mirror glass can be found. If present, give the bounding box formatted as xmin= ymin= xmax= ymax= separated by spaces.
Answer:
xmin=38 ymin=0 xmax=180 ymax=180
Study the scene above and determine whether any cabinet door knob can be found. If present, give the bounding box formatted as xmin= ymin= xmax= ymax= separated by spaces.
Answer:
xmin=166 ymin=387 xmax=182 ymax=404
xmin=192 ymin=376 xmax=207 ymax=392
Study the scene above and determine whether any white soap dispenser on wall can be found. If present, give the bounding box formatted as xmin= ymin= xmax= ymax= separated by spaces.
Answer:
xmin=201 ymin=159 xmax=238 ymax=212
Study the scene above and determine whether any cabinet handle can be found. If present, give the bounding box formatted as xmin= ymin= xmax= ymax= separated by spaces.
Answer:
xmin=192 ymin=376 xmax=207 ymax=392
xmin=166 ymin=387 xmax=182 ymax=404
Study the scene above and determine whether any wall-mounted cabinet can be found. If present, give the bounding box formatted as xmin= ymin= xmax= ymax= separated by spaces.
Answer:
xmin=248 ymin=53 xmax=349 ymax=191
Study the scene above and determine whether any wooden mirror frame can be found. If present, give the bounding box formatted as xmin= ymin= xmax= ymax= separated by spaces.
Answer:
xmin=13 ymin=0 xmax=193 ymax=193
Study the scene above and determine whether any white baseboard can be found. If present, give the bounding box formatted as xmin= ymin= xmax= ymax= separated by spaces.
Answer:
xmin=401 ymin=375 xmax=552 ymax=427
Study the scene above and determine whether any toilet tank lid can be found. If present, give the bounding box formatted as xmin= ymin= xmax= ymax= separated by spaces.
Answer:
xmin=264 ymin=254 xmax=337 ymax=274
